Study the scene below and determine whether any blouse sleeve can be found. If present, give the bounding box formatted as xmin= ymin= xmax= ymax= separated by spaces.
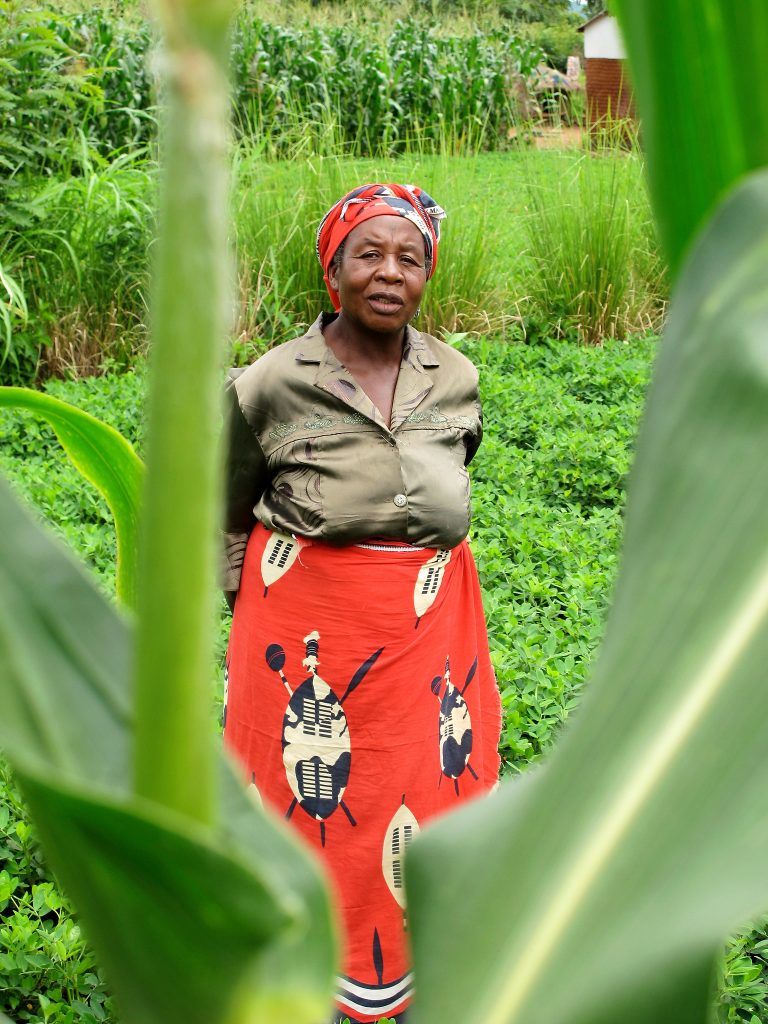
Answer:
xmin=222 ymin=371 xmax=269 ymax=598
xmin=464 ymin=380 xmax=483 ymax=467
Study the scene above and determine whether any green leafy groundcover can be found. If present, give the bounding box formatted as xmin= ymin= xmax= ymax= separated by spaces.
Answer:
xmin=0 ymin=336 xmax=766 ymax=1023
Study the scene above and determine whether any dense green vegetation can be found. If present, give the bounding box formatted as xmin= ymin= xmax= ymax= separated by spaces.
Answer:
xmin=5 ymin=0 xmax=767 ymax=1021
xmin=2 ymin=0 xmax=666 ymax=386
xmin=1 ymin=1 xmax=541 ymax=180
xmin=3 ymin=340 xmax=768 ymax=1022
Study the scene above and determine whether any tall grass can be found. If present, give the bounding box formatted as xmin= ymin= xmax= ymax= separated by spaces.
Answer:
xmin=0 ymin=143 xmax=669 ymax=382
xmin=0 ymin=262 xmax=28 ymax=366
xmin=1 ymin=151 xmax=155 ymax=381
xmin=520 ymin=142 xmax=667 ymax=343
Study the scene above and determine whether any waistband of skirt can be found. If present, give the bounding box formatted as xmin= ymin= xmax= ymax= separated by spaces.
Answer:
xmin=253 ymin=522 xmax=465 ymax=560
xmin=353 ymin=539 xmax=425 ymax=552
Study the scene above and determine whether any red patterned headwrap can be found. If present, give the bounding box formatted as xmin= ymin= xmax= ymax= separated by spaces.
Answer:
xmin=316 ymin=183 xmax=446 ymax=311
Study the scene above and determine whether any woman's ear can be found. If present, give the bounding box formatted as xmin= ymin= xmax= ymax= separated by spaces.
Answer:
xmin=328 ymin=262 xmax=340 ymax=291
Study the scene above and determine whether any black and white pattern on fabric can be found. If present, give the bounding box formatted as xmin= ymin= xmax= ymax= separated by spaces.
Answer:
xmin=260 ymin=530 xmax=300 ymax=596
xmin=266 ymin=631 xmax=383 ymax=847
xmin=335 ymin=928 xmax=413 ymax=1019
xmin=382 ymin=796 xmax=420 ymax=913
xmin=222 ymin=658 xmax=229 ymax=728
xmin=335 ymin=971 xmax=414 ymax=1020
xmin=431 ymin=655 xmax=479 ymax=796
xmin=413 ymin=548 xmax=451 ymax=627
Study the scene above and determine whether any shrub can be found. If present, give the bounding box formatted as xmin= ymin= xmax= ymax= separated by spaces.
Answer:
xmin=520 ymin=15 xmax=583 ymax=73
xmin=0 ymin=154 xmax=155 ymax=382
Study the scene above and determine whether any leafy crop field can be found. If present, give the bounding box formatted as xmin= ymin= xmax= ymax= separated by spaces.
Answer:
xmin=2 ymin=337 xmax=766 ymax=1022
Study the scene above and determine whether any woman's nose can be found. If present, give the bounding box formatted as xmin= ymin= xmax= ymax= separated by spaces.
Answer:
xmin=376 ymin=254 xmax=403 ymax=281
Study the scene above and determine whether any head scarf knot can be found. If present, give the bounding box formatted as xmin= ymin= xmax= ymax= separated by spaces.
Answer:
xmin=316 ymin=183 xmax=446 ymax=311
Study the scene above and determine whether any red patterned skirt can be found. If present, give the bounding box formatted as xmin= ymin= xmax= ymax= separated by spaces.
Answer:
xmin=224 ymin=523 xmax=501 ymax=1023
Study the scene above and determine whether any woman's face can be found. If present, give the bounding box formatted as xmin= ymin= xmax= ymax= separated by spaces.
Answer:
xmin=329 ymin=216 xmax=428 ymax=335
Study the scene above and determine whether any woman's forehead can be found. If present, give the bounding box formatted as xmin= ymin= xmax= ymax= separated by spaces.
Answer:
xmin=345 ymin=216 xmax=426 ymax=251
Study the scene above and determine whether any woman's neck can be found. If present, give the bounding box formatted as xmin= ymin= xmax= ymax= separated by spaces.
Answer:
xmin=323 ymin=312 xmax=406 ymax=370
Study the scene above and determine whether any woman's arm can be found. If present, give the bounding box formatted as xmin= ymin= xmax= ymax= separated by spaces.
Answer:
xmin=222 ymin=370 xmax=269 ymax=606
xmin=464 ymin=367 xmax=483 ymax=467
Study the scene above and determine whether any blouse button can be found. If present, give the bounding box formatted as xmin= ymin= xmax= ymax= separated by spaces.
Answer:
xmin=393 ymin=493 xmax=407 ymax=508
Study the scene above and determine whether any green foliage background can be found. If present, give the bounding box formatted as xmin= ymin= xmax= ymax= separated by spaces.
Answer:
xmin=5 ymin=0 xmax=768 ymax=1021
xmin=3 ymin=338 xmax=767 ymax=1022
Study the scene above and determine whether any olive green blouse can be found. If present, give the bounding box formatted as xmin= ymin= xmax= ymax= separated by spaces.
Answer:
xmin=222 ymin=313 xmax=482 ymax=594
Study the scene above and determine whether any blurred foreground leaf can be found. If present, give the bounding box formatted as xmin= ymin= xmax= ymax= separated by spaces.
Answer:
xmin=18 ymin=774 xmax=294 ymax=1024
xmin=614 ymin=0 xmax=768 ymax=281
xmin=408 ymin=170 xmax=768 ymax=1024
xmin=0 ymin=474 xmax=337 ymax=1024
xmin=0 ymin=387 xmax=143 ymax=609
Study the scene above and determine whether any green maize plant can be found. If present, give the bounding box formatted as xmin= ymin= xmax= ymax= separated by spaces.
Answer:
xmin=231 ymin=19 xmax=541 ymax=156
xmin=2 ymin=4 xmax=543 ymax=172
xmin=2 ymin=2 xmax=768 ymax=1024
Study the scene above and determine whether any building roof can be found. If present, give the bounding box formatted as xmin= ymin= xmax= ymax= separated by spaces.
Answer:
xmin=577 ymin=10 xmax=609 ymax=33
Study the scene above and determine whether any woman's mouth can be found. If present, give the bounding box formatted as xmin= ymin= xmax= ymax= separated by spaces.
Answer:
xmin=367 ymin=293 xmax=404 ymax=314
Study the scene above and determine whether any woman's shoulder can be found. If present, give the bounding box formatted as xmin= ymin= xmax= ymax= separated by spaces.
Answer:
xmin=407 ymin=325 xmax=479 ymax=388
xmin=229 ymin=315 xmax=326 ymax=403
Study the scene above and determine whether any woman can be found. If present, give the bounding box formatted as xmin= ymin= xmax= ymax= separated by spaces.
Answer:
xmin=223 ymin=184 xmax=501 ymax=1024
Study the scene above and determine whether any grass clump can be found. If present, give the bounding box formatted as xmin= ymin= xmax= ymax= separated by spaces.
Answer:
xmin=520 ymin=146 xmax=667 ymax=343
xmin=1 ymin=153 xmax=155 ymax=383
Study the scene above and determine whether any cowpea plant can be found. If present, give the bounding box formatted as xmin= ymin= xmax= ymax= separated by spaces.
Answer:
xmin=2 ymin=6 xmax=768 ymax=1024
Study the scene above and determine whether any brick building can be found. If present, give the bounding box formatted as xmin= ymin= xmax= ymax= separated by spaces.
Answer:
xmin=577 ymin=11 xmax=635 ymax=130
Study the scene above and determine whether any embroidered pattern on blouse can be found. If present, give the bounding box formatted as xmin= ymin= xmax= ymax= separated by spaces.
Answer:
xmin=305 ymin=410 xmax=337 ymax=429
xmin=269 ymin=422 xmax=299 ymax=441
xmin=402 ymin=404 xmax=476 ymax=430
xmin=271 ymin=403 xmax=474 ymax=441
